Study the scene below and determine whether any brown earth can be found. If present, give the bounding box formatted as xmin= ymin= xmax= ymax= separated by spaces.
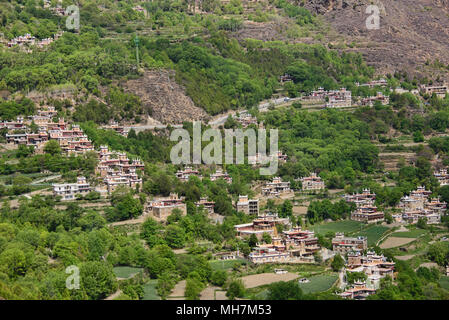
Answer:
xmin=240 ymin=272 xmax=300 ymax=288
xmin=380 ymin=237 xmax=416 ymax=249
xmin=394 ymin=254 xmax=416 ymax=261
xmin=200 ymin=286 xmax=228 ymax=300
xmin=168 ymin=280 xmax=186 ymax=298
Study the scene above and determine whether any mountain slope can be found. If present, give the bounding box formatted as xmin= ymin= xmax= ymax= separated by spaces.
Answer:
xmin=304 ymin=0 xmax=449 ymax=79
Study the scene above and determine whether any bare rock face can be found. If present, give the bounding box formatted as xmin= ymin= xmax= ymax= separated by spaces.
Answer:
xmin=122 ymin=70 xmax=210 ymax=125
xmin=304 ymin=0 xmax=449 ymax=78
xmin=305 ymin=0 xmax=348 ymax=14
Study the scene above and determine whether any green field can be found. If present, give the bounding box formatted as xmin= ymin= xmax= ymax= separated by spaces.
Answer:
xmin=209 ymin=259 xmax=247 ymax=271
xmin=143 ymin=280 xmax=160 ymax=300
xmin=391 ymin=229 xmax=427 ymax=238
xmin=354 ymin=225 xmax=390 ymax=246
xmin=113 ymin=266 xmax=143 ymax=279
xmin=298 ymin=274 xmax=338 ymax=294
xmin=439 ymin=276 xmax=449 ymax=291
xmin=310 ymin=220 xmax=364 ymax=235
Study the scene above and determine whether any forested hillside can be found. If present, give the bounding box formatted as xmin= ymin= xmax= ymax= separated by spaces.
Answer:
xmin=1 ymin=0 xmax=449 ymax=303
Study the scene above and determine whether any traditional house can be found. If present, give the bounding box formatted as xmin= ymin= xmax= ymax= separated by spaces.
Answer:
xmin=262 ymin=177 xmax=292 ymax=197
xmin=350 ymin=205 xmax=384 ymax=223
xmin=397 ymin=186 xmax=446 ymax=224
xmin=210 ymin=169 xmax=232 ymax=183
xmin=234 ymin=212 xmax=289 ymax=239
xmin=96 ymin=145 xmax=144 ymax=193
xmin=247 ymin=226 xmax=319 ymax=264
xmin=176 ymin=166 xmax=202 ymax=182
xmin=419 ymin=84 xmax=449 ymax=99
xmin=300 ymin=173 xmax=325 ymax=191
xmin=360 ymin=92 xmax=390 ymax=106
xmin=356 ymin=79 xmax=388 ymax=88
xmin=326 ymin=88 xmax=352 ymax=108
xmin=195 ymin=197 xmax=215 ymax=214
xmin=52 ymin=176 xmax=91 ymax=201
xmin=434 ymin=169 xmax=449 ymax=186
xmin=338 ymin=281 xmax=376 ymax=300
xmin=146 ymin=193 xmax=187 ymax=220
xmin=345 ymin=188 xmax=376 ymax=207
xmin=332 ymin=233 xmax=367 ymax=254
xmin=235 ymin=195 xmax=259 ymax=215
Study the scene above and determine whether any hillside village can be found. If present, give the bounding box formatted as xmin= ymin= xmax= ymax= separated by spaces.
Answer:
xmin=2 ymin=0 xmax=449 ymax=303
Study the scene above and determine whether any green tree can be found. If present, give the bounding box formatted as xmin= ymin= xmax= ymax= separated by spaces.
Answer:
xmin=331 ymin=254 xmax=345 ymax=272
xmin=279 ymin=200 xmax=293 ymax=218
xmin=226 ymin=279 xmax=245 ymax=300
xmin=43 ymin=140 xmax=61 ymax=156
xmin=79 ymin=261 xmax=118 ymax=300
xmin=0 ymin=248 xmax=28 ymax=278
xmin=185 ymin=277 xmax=204 ymax=300
xmin=141 ymin=217 xmax=164 ymax=248
xmin=211 ymin=270 xmax=228 ymax=287
xmin=164 ymin=225 xmax=186 ymax=249
xmin=427 ymin=242 xmax=449 ymax=266
xmin=267 ymin=281 xmax=303 ymax=300
xmin=262 ymin=232 xmax=272 ymax=244
xmin=248 ymin=234 xmax=258 ymax=248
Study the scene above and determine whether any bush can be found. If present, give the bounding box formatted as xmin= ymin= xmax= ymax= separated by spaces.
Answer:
xmin=331 ymin=254 xmax=345 ymax=272
xmin=211 ymin=270 xmax=227 ymax=287
xmin=267 ymin=281 xmax=303 ymax=300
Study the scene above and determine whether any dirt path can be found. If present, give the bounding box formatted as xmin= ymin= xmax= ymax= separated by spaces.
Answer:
xmin=293 ymin=206 xmax=308 ymax=215
xmin=104 ymin=289 xmax=122 ymax=300
xmin=200 ymin=286 xmax=227 ymax=300
xmin=8 ymin=188 xmax=52 ymax=208
xmin=108 ymin=213 xmax=149 ymax=227
xmin=394 ymin=255 xmax=416 ymax=261
xmin=30 ymin=174 xmax=61 ymax=185
xmin=418 ymin=262 xmax=439 ymax=269
xmin=168 ymin=280 xmax=186 ymax=299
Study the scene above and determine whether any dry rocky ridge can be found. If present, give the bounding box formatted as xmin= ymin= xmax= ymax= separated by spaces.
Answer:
xmin=121 ymin=70 xmax=210 ymax=125
xmin=304 ymin=0 xmax=449 ymax=79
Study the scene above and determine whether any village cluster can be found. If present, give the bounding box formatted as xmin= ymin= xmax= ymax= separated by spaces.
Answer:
xmin=3 ymin=31 xmax=64 ymax=49
xmin=2 ymin=102 xmax=448 ymax=299
xmin=280 ymin=74 xmax=448 ymax=109
xmin=1 ymin=0 xmax=67 ymax=50
xmin=2 ymin=78 xmax=449 ymax=300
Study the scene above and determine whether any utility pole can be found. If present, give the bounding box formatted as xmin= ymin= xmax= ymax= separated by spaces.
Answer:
xmin=134 ymin=34 xmax=140 ymax=69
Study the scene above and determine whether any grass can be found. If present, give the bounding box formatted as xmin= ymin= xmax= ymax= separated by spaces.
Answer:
xmin=113 ymin=266 xmax=143 ymax=279
xmin=209 ymin=259 xmax=247 ymax=271
xmin=143 ymin=280 xmax=160 ymax=300
xmin=298 ymin=274 xmax=338 ymax=294
xmin=391 ymin=229 xmax=427 ymax=238
xmin=439 ymin=276 xmax=449 ymax=291
xmin=354 ymin=225 xmax=390 ymax=246
xmin=253 ymin=288 xmax=269 ymax=300
xmin=310 ymin=220 xmax=364 ymax=235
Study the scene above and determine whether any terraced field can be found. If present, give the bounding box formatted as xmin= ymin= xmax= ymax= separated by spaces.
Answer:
xmin=113 ymin=266 xmax=143 ymax=279
xmin=354 ymin=225 xmax=390 ymax=246
xmin=143 ymin=280 xmax=160 ymax=300
xmin=209 ymin=259 xmax=247 ymax=271
xmin=439 ymin=276 xmax=449 ymax=291
xmin=241 ymin=272 xmax=300 ymax=289
xmin=310 ymin=220 xmax=364 ymax=235
xmin=380 ymin=237 xmax=416 ymax=249
xmin=298 ymin=274 xmax=338 ymax=294
xmin=390 ymin=229 xmax=428 ymax=238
